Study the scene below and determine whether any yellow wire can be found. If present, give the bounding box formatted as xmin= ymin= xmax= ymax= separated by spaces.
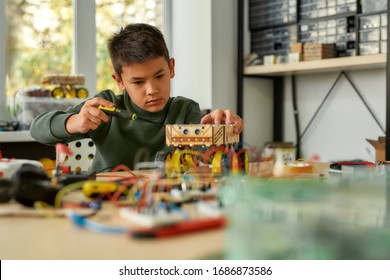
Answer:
xmin=33 ymin=201 xmax=58 ymax=218
xmin=125 ymin=180 xmax=142 ymax=206
xmin=54 ymin=180 xmax=86 ymax=208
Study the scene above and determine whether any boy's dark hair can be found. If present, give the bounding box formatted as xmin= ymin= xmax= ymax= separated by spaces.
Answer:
xmin=107 ymin=23 xmax=170 ymax=78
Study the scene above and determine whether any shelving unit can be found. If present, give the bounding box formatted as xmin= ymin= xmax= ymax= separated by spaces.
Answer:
xmin=244 ymin=53 xmax=386 ymax=76
xmin=237 ymin=0 xmax=389 ymax=159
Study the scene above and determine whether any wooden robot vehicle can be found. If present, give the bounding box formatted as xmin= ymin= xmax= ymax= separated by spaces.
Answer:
xmin=155 ymin=124 xmax=248 ymax=177
xmin=42 ymin=74 xmax=89 ymax=99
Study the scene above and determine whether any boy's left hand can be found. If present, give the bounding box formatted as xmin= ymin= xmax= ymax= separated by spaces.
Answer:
xmin=200 ymin=109 xmax=244 ymax=134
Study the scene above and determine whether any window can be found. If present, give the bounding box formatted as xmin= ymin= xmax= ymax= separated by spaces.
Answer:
xmin=6 ymin=0 xmax=73 ymax=98
xmin=1 ymin=0 xmax=166 ymax=123
xmin=96 ymin=0 xmax=164 ymax=92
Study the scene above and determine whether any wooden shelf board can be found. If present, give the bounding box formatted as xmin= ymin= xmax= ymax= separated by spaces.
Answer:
xmin=244 ymin=54 xmax=387 ymax=76
xmin=0 ymin=131 xmax=36 ymax=143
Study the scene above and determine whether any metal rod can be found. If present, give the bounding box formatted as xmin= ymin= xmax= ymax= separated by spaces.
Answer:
xmin=300 ymin=72 xmax=344 ymax=140
xmin=237 ymin=0 xmax=244 ymax=145
xmin=292 ymin=75 xmax=301 ymax=159
xmin=343 ymin=71 xmax=385 ymax=134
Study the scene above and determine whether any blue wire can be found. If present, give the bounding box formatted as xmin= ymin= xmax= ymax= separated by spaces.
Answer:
xmin=68 ymin=212 xmax=127 ymax=235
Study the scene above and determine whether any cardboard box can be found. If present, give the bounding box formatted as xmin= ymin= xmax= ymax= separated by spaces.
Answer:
xmin=366 ymin=136 xmax=386 ymax=162
xmin=290 ymin=42 xmax=335 ymax=62
xmin=303 ymin=42 xmax=335 ymax=61
xmin=291 ymin=43 xmax=303 ymax=54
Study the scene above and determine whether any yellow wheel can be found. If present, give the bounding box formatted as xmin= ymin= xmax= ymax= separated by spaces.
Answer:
xmin=212 ymin=150 xmax=231 ymax=174
xmin=52 ymin=87 xmax=65 ymax=98
xmin=169 ymin=149 xmax=183 ymax=176
xmin=181 ymin=148 xmax=196 ymax=172
xmin=164 ymin=152 xmax=172 ymax=176
xmin=211 ymin=151 xmax=223 ymax=173
xmin=77 ymin=87 xmax=89 ymax=98
xmin=242 ymin=150 xmax=249 ymax=173
xmin=232 ymin=150 xmax=249 ymax=173
xmin=66 ymin=88 xmax=77 ymax=98
xmin=231 ymin=153 xmax=240 ymax=174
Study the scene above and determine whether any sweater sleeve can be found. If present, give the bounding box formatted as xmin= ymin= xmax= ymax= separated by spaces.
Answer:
xmin=30 ymin=90 xmax=119 ymax=145
xmin=30 ymin=102 xmax=86 ymax=145
xmin=185 ymin=99 xmax=203 ymax=124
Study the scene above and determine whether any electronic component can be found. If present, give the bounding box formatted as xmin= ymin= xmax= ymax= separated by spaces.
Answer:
xmin=82 ymin=181 xmax=121 ymax=198
xmin=0 ymin=158 xmax=43 ymax=179
xmin=57 ymin=171 xmax=96 ymax=185
xmin=130 ymin=216 xmax=227 ymax=238
xmin=0 ymin=121 xmax=19 ymax=131
xmin=119 ymin=208 xmax=185 ymax=228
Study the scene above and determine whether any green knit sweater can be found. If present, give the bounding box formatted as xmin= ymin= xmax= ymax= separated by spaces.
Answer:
xmin=30 ymin=90 xmax=203 ymax=171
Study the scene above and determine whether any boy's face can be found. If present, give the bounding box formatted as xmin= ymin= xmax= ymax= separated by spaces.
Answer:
xmin=113 ymin=56 xmax=175 ymax=112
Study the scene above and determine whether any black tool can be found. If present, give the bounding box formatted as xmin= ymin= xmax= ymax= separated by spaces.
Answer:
xmin=0 ymin=178 xmax=13 ymax=203
xmin=11 ymin=164 xmax=59 ymax=207
xmin=99 ymin=105 xmax=163 ymax=125
xmin=98 ymin=106 xmax=138 ymax=120
xmin=10 ymin=164 xmax=95 ymax=207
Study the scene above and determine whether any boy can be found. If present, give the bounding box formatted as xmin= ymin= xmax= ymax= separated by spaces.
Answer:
xmin=30 ymin=23 xmax=244 ymax=172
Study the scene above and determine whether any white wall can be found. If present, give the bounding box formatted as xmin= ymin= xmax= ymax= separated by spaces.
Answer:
xmin=237 ymin=0 xmax=388 ymax=161
xmin=73 ymin=0 xmax=96 ymax=96
xmin=243 ymin=77 xmax=273 ymax=151
xmin=170 ymin=0 xmax=274 ymax=152
xmin=170 ymin=0 xmax=212 ymax=110
xmin=241 ymin=0 xmax=274 ymax=150
xmin=170 ymin=0 xmax=239 ymax=112
xmin=240 ymin=62 xmax=387 ymax=163
xmin=283 ymin=70 xmax=386 ymax=162
xmin=211 ymin=0 xmax=236 ymax=111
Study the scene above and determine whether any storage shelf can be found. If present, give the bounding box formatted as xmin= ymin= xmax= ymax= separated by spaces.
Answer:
xmin=244 ymin=54 xmax=387 ymax=76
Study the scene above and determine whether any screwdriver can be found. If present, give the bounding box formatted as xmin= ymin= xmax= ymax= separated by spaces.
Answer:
xmin=99 ymin=105 xmax=163 ymax=125
xmin=98 ymin=105 xmax=138 ymax=121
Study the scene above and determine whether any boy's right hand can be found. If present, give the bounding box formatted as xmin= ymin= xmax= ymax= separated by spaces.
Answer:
xmin=65 ymin=97 xmax=116 ymax=134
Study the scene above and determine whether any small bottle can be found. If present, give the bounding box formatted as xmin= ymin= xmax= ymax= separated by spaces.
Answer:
xmin=272 ymin=148 xmax=285 ymax=177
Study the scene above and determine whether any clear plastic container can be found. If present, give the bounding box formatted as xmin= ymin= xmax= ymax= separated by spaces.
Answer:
xmin=328 ymin=6 xmax=336 ymax=16
xmin=14 ymin=96 xmax=83 ymax=130
xmin=381 ymin=13 xmax=387 ymax=27
xmin=362 ymin=0 xmax=387 ymax=13
xmin=359 ymin=29 xmax=380 ymax=42
xmin=222 ymin=170 xmax=390 ymax=260
xmin=380 ymin=40 xmax=387 ymax=53
xmin=359 ymin=42 xmax=380 ymax=55
xmin=381 ymin=27 xmax=387 ymax=40
xmin=360 ymin=14 xmax=381 ymax=30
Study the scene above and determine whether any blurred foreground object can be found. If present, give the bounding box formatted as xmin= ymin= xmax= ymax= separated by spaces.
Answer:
xmin=221 ymin=167 xmax=390 ymax=260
